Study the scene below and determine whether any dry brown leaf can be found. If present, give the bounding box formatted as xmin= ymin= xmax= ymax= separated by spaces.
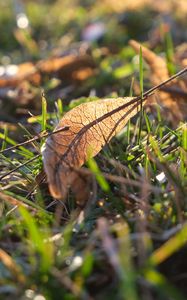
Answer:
xmin=0 ymin=54 xmax=95 ymax=89
xmin=72 ymin=67 xmax=95 ymax=81
xmin=42 ymin=97 xmax=142 ymax=201
xmin=129 ymin=40 xmax=187 ymax=125
xmin=0 ymin=62 xmax=40 ymax=88
xmin=101 ymin=0 xmax=150 ymax=12
xmin=182 ymin=59 xmax=187 ymax=67
xmin=100 ymin=0 xmax=187 ymax=14
xmin=175 ymin=43 xmax=187 ymax=64
xmin=38 ymin=54 xmax=95 ymax=77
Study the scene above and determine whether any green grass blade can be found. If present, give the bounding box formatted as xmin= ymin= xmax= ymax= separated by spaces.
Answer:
xmin=138 ymin=46 xmax=144 ymax=144
xmin=41 ymin=94 xmax=47 ymax=132
xmin=1 ymin=125 xmax=8 ymax=151
xmin=19 ymin=206 xmax=54 ymax=273
xmin=87 ymin=157 xmax=110 ymax=192
xmin=139 ymin=46 xmax=143 ymax=100
xmin=56 ymin=98 xmax=63 ymax=119
xmin=115 ymin=222 xmax=138 ymax=300
xmin=149 ymin=223 xmax=187 ymax=266
xmin=144 ymin=269 xmax=186 ymax=300
xmin=164 ymin=31 xmax=176 ymax=75
xmin=0 ymin=133 xmax=33 ymax=157
xmin=129 ymin=76 xmax=134 ymax=97
xmin=182 ymin=124 xmax=187 ymax=151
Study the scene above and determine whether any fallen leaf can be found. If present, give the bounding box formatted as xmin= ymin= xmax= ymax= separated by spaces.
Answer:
xmin=0 ymin=54 xmax=95 ymax=88
xmin=38 ymin=54 xmax=95 ymax=82
xmin=101 ymin=0 xmax=152 ymax=13
xmin=101 ymin=0 xmax=187 ymax=15
xmin=129 ymin=39 xmax=187 ymax=125
xmin=42 ymin=97 xmax=142 ymax=201
xmin=0 ymin=54 xmax=95 ymax=116
xmin=0 ymin=62 xmax=40 ymax=88
xmin=175 ymin=44 xmax=187 ymax=74
xmin=72 ymin=67 xmax=95 ymax=81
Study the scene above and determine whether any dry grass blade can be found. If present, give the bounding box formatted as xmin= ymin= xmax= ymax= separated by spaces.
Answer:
xmin=0 ymin=126 xmax=70 ymax=154
xmin=0 ymin=192 xmax=37 ymax=212
xmin=0 ymin=248 xmax=26 ymax=284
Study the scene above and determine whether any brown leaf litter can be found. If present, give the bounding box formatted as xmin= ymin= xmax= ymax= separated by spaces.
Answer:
xmin=0 ymin=54 xmax=95 ymax=88
xmin=129 ymin=39 xmax=187 ymax=126
xmin=0 ymin=53 xmax=96 ymax=111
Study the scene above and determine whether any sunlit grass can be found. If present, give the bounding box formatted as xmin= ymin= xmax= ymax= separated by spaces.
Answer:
xmin=0 ymin=1 xmax=187 ymax=299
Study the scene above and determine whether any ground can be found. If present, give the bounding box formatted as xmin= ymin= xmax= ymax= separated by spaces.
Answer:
xmin=0 ymin=1 xmax=187 ymax=299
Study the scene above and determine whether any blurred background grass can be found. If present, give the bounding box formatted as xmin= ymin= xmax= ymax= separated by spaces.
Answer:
xmin=1 ymin=0 xmax=186 ymax=61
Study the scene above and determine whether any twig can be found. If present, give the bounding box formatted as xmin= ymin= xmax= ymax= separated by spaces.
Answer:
xmin=79 ymin=167 xmax=161 ymax=193
xmin=0 ymin=126 xmax=70 ymax=154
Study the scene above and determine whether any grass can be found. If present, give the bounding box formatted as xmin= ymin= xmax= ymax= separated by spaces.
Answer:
xmin=138 ymin=46 xmax=144 ymax=144
xmin=0 ymin=0 xmax=187 ymax=299
xmin=0 ymin=100 xmax=187 ymax=299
